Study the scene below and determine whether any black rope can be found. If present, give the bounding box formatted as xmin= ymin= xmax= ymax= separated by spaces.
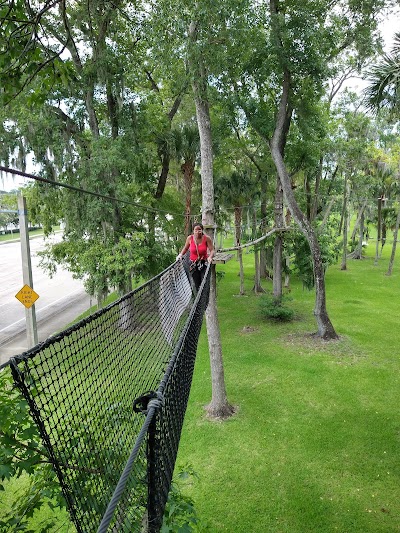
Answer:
xmin=96 ymin=404 xmax=159 ymax=533
xmin=0 ymin=166 xmax=185 ymax=217
xmin=8 ymin=259 xmax=211 ymax=532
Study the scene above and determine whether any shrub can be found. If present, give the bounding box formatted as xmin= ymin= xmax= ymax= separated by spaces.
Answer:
xmin=162 ymin=465 xmax=206 ymax=532
xmin=0 ymin=368 xmax=67 ymax=532
xmin=258 ymin=294 xmax=294 ymax=322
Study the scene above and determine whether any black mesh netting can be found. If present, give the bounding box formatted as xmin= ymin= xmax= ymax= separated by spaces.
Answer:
xmin=9 ymin=260 xmax=210 ymax=533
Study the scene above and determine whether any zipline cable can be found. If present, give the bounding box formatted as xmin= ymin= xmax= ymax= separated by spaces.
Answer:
xmin=0 ymin=166 xmax=185 ymax=217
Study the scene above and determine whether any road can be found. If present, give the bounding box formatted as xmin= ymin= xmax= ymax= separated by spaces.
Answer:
xmin=0 ymin=234 xmax=92 ymax=365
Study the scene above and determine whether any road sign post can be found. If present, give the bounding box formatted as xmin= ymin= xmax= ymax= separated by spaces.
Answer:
xmin=17 ymin=194 xmax=38 ymax=348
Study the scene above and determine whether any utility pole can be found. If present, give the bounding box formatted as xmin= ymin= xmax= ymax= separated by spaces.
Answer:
xmin=17 ymin=194 xmax=38 ymax=347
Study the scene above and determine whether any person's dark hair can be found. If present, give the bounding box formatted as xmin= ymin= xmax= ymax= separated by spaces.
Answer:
xmin=193 ymin=222 xmax=203 ymax=230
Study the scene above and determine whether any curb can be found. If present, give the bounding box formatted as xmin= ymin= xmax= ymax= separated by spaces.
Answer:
xmin=0 ymin=291 xmax=90 ymax=348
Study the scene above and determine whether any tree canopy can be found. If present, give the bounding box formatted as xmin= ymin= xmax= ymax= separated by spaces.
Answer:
xmin=1 ymin=0 xmax=399 ymax=310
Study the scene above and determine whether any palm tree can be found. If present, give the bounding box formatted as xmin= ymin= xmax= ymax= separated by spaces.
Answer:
xmin=174 ymin=125 xmax=200 ymax=236
xmin=364 ymin=35 xmax=400 ymax=274
xmin=216 ymin=169 xmax=256 ymax=295
xmin=363 ymin=32 xmax=400 ymax=115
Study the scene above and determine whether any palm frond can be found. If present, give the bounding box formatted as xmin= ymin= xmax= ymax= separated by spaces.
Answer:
xmin=363 ymin=40 xmax=400 ymax=114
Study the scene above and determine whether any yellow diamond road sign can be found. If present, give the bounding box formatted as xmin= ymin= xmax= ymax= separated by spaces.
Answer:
xmin=15 ymin=284 xmax=39 ymax=309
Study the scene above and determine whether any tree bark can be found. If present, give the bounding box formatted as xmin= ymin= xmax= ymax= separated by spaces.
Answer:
xmin=374 ymin=195 xmax=382 ymax=265
xmin=387 ymin=205 xmax=400 ymax=276
xmin=270 ymin=71 xmax=338 ymax=340
xmin=340 ymin=176 xmax=348 ymax=271
xmin=351 ymin=200 xmax=367 ymax=243
xmin=350 ymin=210 xmax=365 ymax=260
xmin=273 ymin=175 xmax=284 ymax=298
xmin=235 ymin=206 xmax=245 ymax=295
xmin=310 ymin=157 xmax=323 ymax=221
xmin=252 ymin=208 xmax=264 ymax=293
xmin=259 ymin=174 xmax=268 ymax=278
xmin=204 ymin=266 xmax=234 ymax=418
xmin=182 ymin=159 xmax=195 ymax=237
xmin=190 ymin=19 xmax=234 ymax=418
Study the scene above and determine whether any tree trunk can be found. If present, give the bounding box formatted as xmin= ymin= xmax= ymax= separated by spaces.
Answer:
xmin=273 ymin=175 xmax=284 ymax=298
xmin=204 ymin=266 xmax=234 ymax=418
xmin=269 ymin=70 xmax=338 ymax=340
xmin=380 ymin=222 xmax=387 ymax=258
xmin=259 ymin=174 xmax=268 ymax=278
xmin=374 ymin=195 xmax=382 ymax=265
xmin=155 ymin=152 xmax=170 ymax=200
xmin=284 ymin=207 xmax=292 ymax=289
xmin=253 ymin=208 xmax=264 ymax=293
xmin=305 ymin=173 xmax=312 ymax=221
xmin=235 ymin=206 xmax=245 ymax=295
xmin=351 ymin=200 xmax=367 ymax=243
xmin=190 ymin=19 xmax=234 ymax=418
xmin=340 ymin=177 xmax=348 ymax=271
xmin=387 ymin=205 xmax=400 ymax=276
xmin=352 ymin=210 xmax=365 ymax=260
xmin=319 ymin=198 xmax=336 ymax=231
xmin=182 ymin=160 xmax=195 ymax=237
xmin=310 ymin=157 xmax=323 ymax=221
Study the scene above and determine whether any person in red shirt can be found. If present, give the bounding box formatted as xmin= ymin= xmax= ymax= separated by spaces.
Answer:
xmin=176 ymin=223 xmax=215 ymax=290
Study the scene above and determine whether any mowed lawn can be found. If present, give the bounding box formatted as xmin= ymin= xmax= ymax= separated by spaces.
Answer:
xmin=176 ymin=242 xmax=400 ymax=533
xmin=1 ymin=239 xmax=399 ymax=532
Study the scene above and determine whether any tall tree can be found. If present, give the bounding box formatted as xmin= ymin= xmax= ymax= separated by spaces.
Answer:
xmin=188 ymin=15 xmax=234 ymax=419
xmin=223 ymin=0 xmax=388 ymax=338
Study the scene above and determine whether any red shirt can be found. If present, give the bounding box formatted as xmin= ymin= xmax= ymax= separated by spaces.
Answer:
xmin=189 ymin=235 xmax=208 ymax=261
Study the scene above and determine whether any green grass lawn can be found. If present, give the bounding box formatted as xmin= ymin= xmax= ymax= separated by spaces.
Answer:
xmin=176 ymin=241 xmax=400 ymax=532
xmin=2 ymin=239 xmax=400 ymax=532
xmin=0 ymin=227 xmax=61 ymax=242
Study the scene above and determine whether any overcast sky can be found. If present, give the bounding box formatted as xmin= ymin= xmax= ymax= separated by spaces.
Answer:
xmin=339 ymin=7 xmax=400 ymax=95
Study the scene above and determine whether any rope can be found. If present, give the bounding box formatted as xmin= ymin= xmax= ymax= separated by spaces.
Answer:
xmin=96 ymin=405 xmax=158 ymax=533
xmin=217 ymin=226 xmax=294 ymax=252
xmin=96 ymin=264 xmax=210 ymax=532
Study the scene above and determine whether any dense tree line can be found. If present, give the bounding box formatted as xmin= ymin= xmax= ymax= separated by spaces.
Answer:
xmin=1 ymin=1 xmax=400 ymax=325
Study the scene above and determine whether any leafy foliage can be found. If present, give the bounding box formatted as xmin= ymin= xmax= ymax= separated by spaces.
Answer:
xmin=289 ymin=224 xmax=340 ymax=290
xmin=364 ymin=32 xmax=400 ymax=116
xmin=258 ymin=293 xmax=294 ymax=322
xmin=162 ymin=466 xmax=206 ymax=533
xmin=0 ymin=192 xmax=18 ymax=231
xmin=0 ymin=369 xmax=67 ymax=532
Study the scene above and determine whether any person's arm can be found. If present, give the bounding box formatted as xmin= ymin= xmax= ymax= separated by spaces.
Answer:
xmin=206 ymin=236 xmax=215 ymax=263
xmin=176 ymin=236 xmax=191 ymax=260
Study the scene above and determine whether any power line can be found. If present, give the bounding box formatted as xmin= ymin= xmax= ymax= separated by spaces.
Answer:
xmin=0 ymin=166 xmax=185 ymax=217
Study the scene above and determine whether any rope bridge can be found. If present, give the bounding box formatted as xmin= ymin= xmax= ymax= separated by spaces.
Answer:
xmin=8 ymin=259 xmax=210 ymax=533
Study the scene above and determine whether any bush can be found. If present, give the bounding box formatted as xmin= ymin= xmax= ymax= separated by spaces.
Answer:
xmin=162 ymin=466 xmax=207 ymax=532
xmin=0 ymin=368 xmax=67 ymax=532
xmin=258 ymin=294 xmax=294 ymax=322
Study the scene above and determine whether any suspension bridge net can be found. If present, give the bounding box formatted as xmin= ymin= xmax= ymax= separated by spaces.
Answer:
xmin=9 ymin=260 xmax=210 ymax=532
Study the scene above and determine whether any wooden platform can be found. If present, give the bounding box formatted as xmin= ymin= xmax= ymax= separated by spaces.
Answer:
xmin=213 ymin=252 xmax=234 ymax=264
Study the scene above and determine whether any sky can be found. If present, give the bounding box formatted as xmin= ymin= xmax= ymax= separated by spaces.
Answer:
xmin=1 ymin=8 xmax=399 ymax=193
xmin=344 ymin=6 xmax=400 ymax=94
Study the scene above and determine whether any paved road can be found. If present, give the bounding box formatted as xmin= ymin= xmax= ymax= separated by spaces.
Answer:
xmin=0 ymin=234 xmax=92 ymax=365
